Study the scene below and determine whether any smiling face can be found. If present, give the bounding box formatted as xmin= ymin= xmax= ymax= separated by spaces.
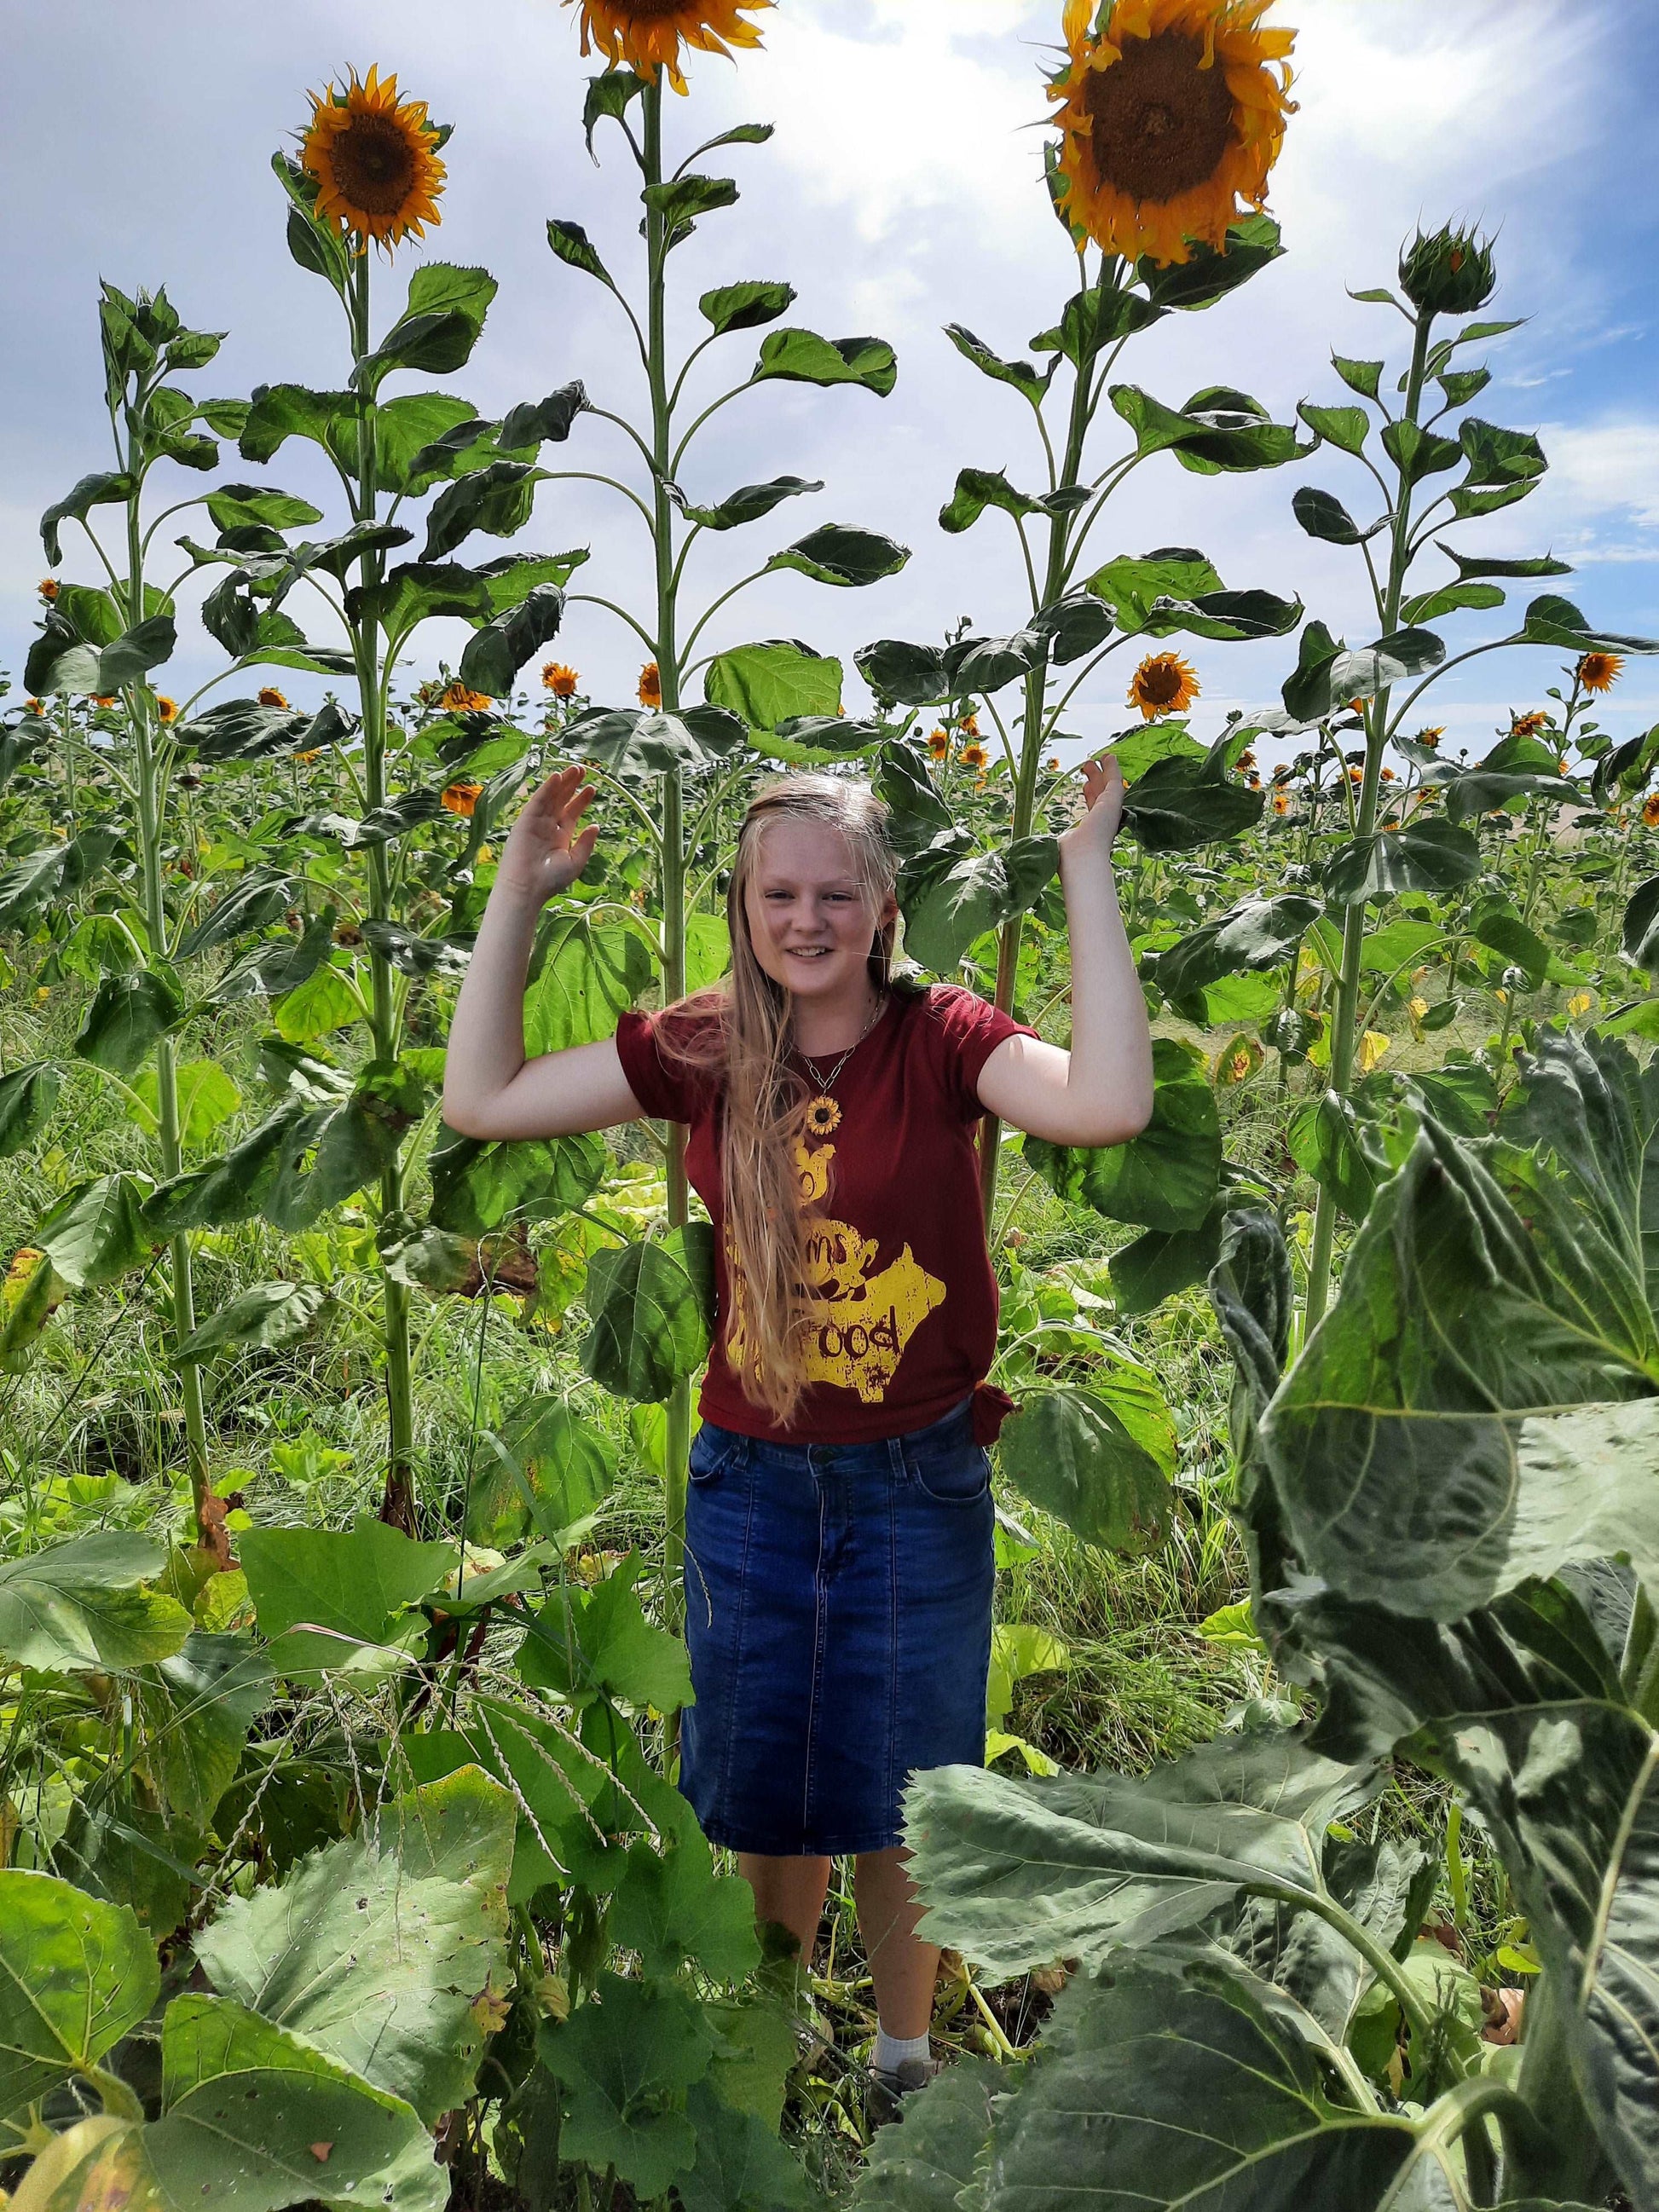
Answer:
xmin=742 ymin=816 xmax=896 ymax=1010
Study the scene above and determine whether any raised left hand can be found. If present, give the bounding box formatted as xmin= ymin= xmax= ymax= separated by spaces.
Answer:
xmin=1059 ymin=750 xmax=1125 ymax=860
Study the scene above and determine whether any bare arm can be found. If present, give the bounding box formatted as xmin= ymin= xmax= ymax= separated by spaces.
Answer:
xmin=976 ymin=753 xmax=1155 ymax=1148
xmin=442 ymin=766 xmax=646 ymax=1141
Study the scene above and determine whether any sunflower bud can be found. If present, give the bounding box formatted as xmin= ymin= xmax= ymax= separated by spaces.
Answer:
xmin=1397 ymin=226 xmax=1497 ymax=318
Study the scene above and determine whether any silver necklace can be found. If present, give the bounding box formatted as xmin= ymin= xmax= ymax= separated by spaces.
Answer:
xmin=795 ymin=990 xmax=886 ymax=1096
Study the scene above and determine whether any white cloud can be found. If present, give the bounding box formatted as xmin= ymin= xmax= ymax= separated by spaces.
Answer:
xmin=1542 ymin=419 xmax=1659 ymax=529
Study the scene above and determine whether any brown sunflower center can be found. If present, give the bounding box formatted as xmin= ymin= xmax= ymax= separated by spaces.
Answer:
xmin=1084 ymin=32 xmax=1235 ymax=205
xmin=1138 ymin=659 xmax=1186 ymax=705
xmin=330 ymin=113 xmax=423 ymax=217
xmin=610 ymin=0 xmax=690 ymax=15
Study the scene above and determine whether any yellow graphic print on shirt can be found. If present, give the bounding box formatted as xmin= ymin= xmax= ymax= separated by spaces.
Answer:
xmin=724 ymin=1129 xmax=946 ymax=1404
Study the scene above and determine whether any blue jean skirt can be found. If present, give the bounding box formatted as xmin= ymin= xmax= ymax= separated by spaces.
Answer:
xmin=679 ymin=1397 xmax=996 ymax=1857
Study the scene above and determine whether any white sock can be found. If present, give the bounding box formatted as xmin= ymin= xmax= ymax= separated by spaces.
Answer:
xmin=874 ymin=2028 xmax=931 ymax=2076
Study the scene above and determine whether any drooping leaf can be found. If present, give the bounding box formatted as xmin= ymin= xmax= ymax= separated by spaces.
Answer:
xmin=36 ymin=1175 xmax=153 ymax=1289
xmin=1111 ymin=384 xmax=1311 ymax=474
xmin=898 ymin=831 xmax=1058 ymax=973
xmin=72 ymin=970 xmax=185 ymax=1075
xmin=998 ymin=1389 xmax=1171 ymax=1553
xmin=765 ymin=524 xmax=910 ymax=589
xmin=173 ymin=1280 xmax=327 ymax=1363
xmin=905 ymin=1728 xmax=1380 ymax=1980
xmin=1024 ymin=1037 xmax=1221 ymax=1233
xmin=0 ymin=1063 xmax=61 ymax=1158
xmin=751 ymin=328 xmax=897 ymax=396
xmin=1323 ymin=818 xmax=1481 ymax=904
xmin=581 ymin=1226 xmax=717 ymax=1403
xmin=1149 ymin=895 xmax=1321 ymax=1008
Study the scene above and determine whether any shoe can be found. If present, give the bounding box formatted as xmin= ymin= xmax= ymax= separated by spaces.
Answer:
xmin=867 ymin=2055 xmax=939 ymax=2130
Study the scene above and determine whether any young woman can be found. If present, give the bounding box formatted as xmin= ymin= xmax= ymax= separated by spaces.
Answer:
xmin=444 ymin=756 xmax=1153 ymax=2111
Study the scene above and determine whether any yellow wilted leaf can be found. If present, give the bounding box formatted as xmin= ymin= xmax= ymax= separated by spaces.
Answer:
xmin=1356 ymin=1031 xmax=1391 ymax=1074
xmin=1408 ymin=996 xmax=1430 ymax=1024
xmin=1212 ymin=1032 xmax=1263 ymax=1088
xmin=1566 ymin=990 xmax=1593 ymax=1019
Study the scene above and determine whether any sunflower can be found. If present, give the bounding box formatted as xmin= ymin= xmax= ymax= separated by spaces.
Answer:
xmin=442 ymin=782 xmax=483 ymax=817
xmin=441 ymin=681 xmax=494 ymax=714
xmin=1510 ymin=709 xmax=1548 ymax=737
xmin=1347 ymin=765 xmax=1363 ymax=785
xmin=959 ymin=740 xmax=989 ymax=771
xmin=566 ymin=0 xmax=772 ymax=95
xmin=292 ymin=749 xmax=321 ymax=765
xmin=91 ymin=694 xmax=118 ymax=709
xmin=1644 ymin=793 xmax=1659 ymax=829
xmin=1416 ymin=726 xmax=1443 ymax=748
xmin=1236 ymin=749 xmax=1255 ymax=771
xmin=1576 ymin=651 xmax=1623 ymax=694
xmin=1271 ymin=789 xmax=1290 ymax=815
xmin=38 ymin=578 xmax=59 ymax=602
xmin=1127 ymin=650 xmax=1199 ymax=719
xmin=1380 ymin=767 xmax=1395 ymax=782
xmin=155 ymin=696 xmax=179 ymax=724
xmin=302 ymin=67 xmax=446 ymax=255
xmin=804 ymin=1096 xmax=842 ymax=1138
xmin=542 ymin=661 xmax=580 ymax=698
xmin=258 ymin=686 xmax=291 ymax=710
xmin=638 ymin=661 xmax=662 ymax=709
xmin=961 ymin=713 xmax=980 ymax=737
xmin=1048 ymin=0 xmax=1296 ymax=269
xmin=927 ymin=728 xmax=951 ymax=759
xmin=24 ymin=699 xmax=45 ymax=716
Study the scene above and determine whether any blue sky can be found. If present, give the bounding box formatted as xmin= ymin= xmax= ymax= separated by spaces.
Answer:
xmin=3 ymin=0 xmax=1656 ymax=761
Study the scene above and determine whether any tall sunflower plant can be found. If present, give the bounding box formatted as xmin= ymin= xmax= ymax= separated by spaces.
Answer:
xmin=1231 ymin=222 xmax=1659 ymax=1331
xmin=146 ymin=71 xmax=608 ymax=1530
xmin=0 ymin=280 xmax=344 ymax=1556
xmin=839 ymin=0 xmax=1307 ymax=1544
xmin=523 ymin=0 xmax=909 ymax=1655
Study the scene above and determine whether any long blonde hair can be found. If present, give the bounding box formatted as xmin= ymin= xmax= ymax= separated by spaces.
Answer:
xmin=661 ymin=774 xmax=899 ymax=1428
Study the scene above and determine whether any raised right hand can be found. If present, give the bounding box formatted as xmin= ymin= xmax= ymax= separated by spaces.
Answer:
xmin=495 ymin=764 xmax=598 ymax=906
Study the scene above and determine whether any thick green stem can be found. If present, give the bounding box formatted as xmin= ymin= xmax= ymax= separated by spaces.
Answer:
xmin=1304 ymin=307 xmax=1434 ymax=1331
xmin=642 ymin=80 xmax=694 ymax=1652
xmin=347 ymin=249 xmax=417 ymax=1528
xmin=1506 ymin=1970 xmax=1616 ymax=2203
xmin=124 ymin=434 xmax=210 ymax=1529
xmin=978 ymin=258 xmax=1103 ymax=1217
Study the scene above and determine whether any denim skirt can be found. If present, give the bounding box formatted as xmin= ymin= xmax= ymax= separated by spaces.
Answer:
xmin=679 ymin=1397 xmax=996 ymax=1857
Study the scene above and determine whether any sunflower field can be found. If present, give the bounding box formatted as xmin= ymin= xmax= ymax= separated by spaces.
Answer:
xmin=2 ymin=3 xmax=1657 ymax=2209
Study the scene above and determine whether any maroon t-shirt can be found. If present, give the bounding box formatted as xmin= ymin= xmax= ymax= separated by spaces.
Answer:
xmin=614 ymin=985 xmax=1035 ymax=1444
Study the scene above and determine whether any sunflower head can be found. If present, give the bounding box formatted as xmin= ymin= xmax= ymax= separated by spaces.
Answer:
xmin=567 ymin=0 xmax=772 ymax=95
xmin=258 ymin=686 xmax=291 ymax=710
xmin=928 ymin=728 xmax=951 ymax=759
xmin=1048 ymin=0 xmax=1296 ymax=268
xmin=38 ymin=578 xmax=59 ymax=602
xmin=442 ymin=681 xmax=494 ymax=715
xmin=1644 ymin=793 xmax=1659 ymax=829
xmin=960 ymin=713 xmax=980 ymax=737
xmin=638 ymin=661 xmax=662 ymax=709
xmin=1398 ymin=225 xmax=1496 ymax=319
xmin=1576 ymin=650 xmax=1622 ymax=695
xmin=155 ymin=696 xmax=179 ymax=725
xmin=1510 ymin=709 xmax=1549 ymax=738
xmin=292 ymin=749 xmax=321 ymax=765
xmin=23 ymin=698 xmax=45 ymax=717
xmin=442 ymin=781 xmax=483 ymax=817
xmin=1271 ymin=789 xmax=1290 ymax=815
xmin=1348 ymin=765 xmax=1363 ymax=785
xmin=302 ymin=67 xmax=447 ymax=256
xmin=91 ymin=695 xmax=118 ymax=710
xmin=1127 ymin=650 xmax=1199 ymax=719
xmin=1416 ymin=726 xmax=1443 ymax=748
xmin=804 ymin=1096 xmax=842 ymax=1138
xmin=542 ymin=661 xmax=581 ymax=699
xmin=960 ymin=741 xmax=989 ymax=771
